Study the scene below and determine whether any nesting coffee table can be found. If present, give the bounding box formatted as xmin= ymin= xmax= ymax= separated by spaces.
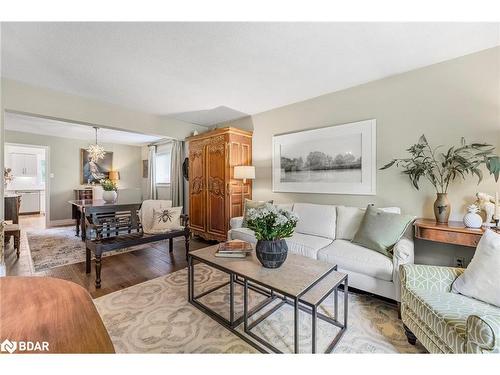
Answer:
xmin=188 ymin=245 xmax=348 ymax=353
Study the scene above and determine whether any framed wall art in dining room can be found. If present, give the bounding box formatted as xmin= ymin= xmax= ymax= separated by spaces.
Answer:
xmin=80 ymin=148 xmax=113 ymax=184
xmin=272 ymin=119 xmax=376 ymax=195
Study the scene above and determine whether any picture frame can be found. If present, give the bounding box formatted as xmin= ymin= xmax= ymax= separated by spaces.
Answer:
xmin=80 ymin=148 xmax=113 ymax=184
xmin=272 ymin=119 xmax=376 ymax=195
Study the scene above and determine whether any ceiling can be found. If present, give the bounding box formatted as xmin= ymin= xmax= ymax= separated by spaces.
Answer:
xmin=4 ymin=112 xmax=163 ymax=146
xmin=2 ymin=22 xmax=499 ymax=126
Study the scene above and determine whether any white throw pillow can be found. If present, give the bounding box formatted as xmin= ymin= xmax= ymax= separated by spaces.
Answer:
xmin=149 ymin=206 xmax=183 ymax=233
xmin=452 ymin=229 xmax=500 ymax=307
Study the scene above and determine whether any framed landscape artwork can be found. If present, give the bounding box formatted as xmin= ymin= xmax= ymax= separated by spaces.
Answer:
xmin=272 ymin=119 xmax=376 ymax=195
xmin=80 ymin=149 xmax=113 ymax=184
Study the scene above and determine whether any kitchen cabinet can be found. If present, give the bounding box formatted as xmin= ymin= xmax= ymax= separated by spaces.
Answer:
xmin=10 ymin=153 xmax=38 ymax=177
xmin=17 ymin=191 xmax=41 ymax=214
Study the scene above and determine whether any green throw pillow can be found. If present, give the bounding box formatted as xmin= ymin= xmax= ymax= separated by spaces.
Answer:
xmin=352 ymin=205 xmax=415 ymax=257
xmin=242 ymin=199 xmax=273 ymax=227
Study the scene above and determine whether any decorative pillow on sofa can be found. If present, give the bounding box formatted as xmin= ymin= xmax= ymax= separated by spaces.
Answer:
xmin=336 ymin=205 xmax=402 ymax=240
xmin=336 ymin=206 xmax=365 ymax=240
xmin=149 ymin=206 xmax=183 ymax=233
xmin=452 ymin=229 xmax=500 ymax=307
xmin=352 ymin=205 xmax=415 ymax=257
xmin=242 ymin=199 xmax=273 ymax=227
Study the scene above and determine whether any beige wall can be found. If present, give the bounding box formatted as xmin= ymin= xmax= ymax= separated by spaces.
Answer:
xmin=225 ymin=46 xmax=500 ymax=266
xmin=5 ymin=130 xmax=143 ymax=222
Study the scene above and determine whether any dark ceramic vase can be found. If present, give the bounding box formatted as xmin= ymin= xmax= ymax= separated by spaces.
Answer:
xmin=255 ymin=239 xmax=288 ymax=268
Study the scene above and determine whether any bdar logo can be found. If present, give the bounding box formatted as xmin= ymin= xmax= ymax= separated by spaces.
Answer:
xmin=1 ymin=339 xmax=17 ymax=354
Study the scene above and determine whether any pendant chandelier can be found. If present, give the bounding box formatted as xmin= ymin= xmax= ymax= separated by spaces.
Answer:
xmin=87 ymin=126 xmax=106 ymax=161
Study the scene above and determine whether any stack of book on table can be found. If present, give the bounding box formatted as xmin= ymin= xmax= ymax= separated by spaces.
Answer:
xmin=215 ymin=240 xmax=253 ymax=258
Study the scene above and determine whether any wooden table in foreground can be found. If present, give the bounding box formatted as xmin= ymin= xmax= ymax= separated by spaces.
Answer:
xmin=0 ymin=277 xmax=114 ymax=354
xmin=414 ymin=218 xmax=499 ymax=248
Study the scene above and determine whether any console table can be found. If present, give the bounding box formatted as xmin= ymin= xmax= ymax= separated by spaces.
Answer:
xmin=413 ymin=219 xmax=498 ymax=248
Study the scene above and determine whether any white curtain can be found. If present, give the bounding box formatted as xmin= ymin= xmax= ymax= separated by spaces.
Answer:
xmin=147 ymin=145 xmax=157 ymax=200
xmin=170 ymin=140 xmax=184 ymax=207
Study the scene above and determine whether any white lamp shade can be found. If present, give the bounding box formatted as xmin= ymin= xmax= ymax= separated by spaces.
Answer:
xmin=234 ymin=165 xmax=255 ymax=180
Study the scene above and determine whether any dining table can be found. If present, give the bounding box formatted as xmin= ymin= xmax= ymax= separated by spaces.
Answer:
xmin=68 ymin=198 xmax=143 ymax=241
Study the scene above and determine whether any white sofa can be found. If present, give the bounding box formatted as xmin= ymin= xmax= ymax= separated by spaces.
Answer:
xmin=228 ymin=203 xmax=414 ymax=302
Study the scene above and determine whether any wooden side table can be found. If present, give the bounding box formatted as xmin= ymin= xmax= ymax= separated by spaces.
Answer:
xmin=414 ymin=218 xmax=497 ymax=248
xmin=0 ymin=277 xmax=115 ymax=353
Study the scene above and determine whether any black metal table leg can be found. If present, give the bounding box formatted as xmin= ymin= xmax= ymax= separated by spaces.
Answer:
xmin=75 ymin=209 xmax=81 ymax=237
xmin=188 ymin=256 xmax=193 ymax=302
xmin=334 ymin=287 xmax=338 ymax=321
xmin=294 ymin=297 xmax=299 ymax=354
xmin=80 ymin=208 xmax=86 ymax=241
xmin=344 ymin=276 xmax=348 ymax=328
xmin=229 ymin=273 xmax=235 ymax=326
xmin=243 ymin=278 xmax=249 ymax=332
xmin=312 ymin=305 xmax=317 ymax=354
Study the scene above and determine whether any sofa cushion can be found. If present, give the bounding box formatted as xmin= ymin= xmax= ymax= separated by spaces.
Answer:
xmin=317 ymin=240 xmax=394 ymax=281
xmin=336 ymin=206 xmax=402 ymax=241
xmin=352 ymin=205 xmax=415 ymax=257
xmin=293 ymin=203 xmax=336 ymax=240
xmin=336 ymin=206 xmax=364 ymax=240
xmin=285 ymin=233 xmax=333 ymax=259
xmin=452 ymin=229 xmax=500 ymax=307
xmin=228 ymin=227 xmax=257 ymax=243
xmin=403 ymin=286 xmax=499 ymax=353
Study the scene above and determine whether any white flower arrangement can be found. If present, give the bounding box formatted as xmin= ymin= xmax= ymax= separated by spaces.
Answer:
xmin=246 ymin=203 xmax=299 ymax=241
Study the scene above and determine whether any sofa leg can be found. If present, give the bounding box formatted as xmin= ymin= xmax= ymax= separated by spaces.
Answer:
xmin=403 ymin=324 xmax=417 ymax=345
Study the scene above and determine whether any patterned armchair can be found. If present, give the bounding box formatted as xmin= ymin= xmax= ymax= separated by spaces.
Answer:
xmin=400 ymin=264 xmax=500 ymax=353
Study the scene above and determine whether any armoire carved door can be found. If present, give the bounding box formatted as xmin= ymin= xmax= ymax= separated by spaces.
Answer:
xmin=187 ymin=127 xmax=253 ymax=242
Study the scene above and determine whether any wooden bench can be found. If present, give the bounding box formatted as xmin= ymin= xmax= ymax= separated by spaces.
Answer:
xmin=84 ymin=204 xmax=190 ymax=289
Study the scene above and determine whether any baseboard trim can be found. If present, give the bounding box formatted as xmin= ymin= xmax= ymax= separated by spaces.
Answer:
xmin=49 ymin=219 xmax=76 ymax=227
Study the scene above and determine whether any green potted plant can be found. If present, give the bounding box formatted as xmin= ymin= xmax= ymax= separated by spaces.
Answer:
xmin=100 ymin=178 xmax=118 ymax=203
xmin=245 ymin=203 xmax=299 ymax=268
xmin=381 ymin=135 xmax=500 ymax=223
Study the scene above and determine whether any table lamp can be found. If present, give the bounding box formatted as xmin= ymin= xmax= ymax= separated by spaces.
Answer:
xmin=234 ymin=166 xmax=255 ymax=184
xmin=108 ymin=171 xmax=120 ymax=182
xmin=234 ymin=166 xmax=255 ymax=207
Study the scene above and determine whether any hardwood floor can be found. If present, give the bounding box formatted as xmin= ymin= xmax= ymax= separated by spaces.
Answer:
xmin=4 ymin=214 xmax=212 ymax=298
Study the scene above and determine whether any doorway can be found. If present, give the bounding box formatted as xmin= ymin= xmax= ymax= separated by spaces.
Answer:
xmin=4 ymin=143 xmax=50 ymax=230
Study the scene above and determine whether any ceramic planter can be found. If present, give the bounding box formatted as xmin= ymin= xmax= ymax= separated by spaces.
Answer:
xmin=434 ymin=193 xmax=450 ymax=223
xmin=103 ymin=190 xmax=117 ymax=203
xmin=255 ymin=239 xmax=288 ymax=268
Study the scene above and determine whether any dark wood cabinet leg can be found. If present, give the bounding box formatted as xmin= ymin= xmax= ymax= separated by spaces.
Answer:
xmin=169 ymin=238 xmax=174 ymax=253
xmin=403 ymin=324 xmax=417 ymax=345
xmin=95 ymin=254 xmax=102 ymax=289
xmin=86 ymin=247 xmax=91 ymax=274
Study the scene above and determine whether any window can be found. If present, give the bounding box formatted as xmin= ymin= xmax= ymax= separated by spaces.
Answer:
xmin=155 ymin=150 xmax=171 ymax=184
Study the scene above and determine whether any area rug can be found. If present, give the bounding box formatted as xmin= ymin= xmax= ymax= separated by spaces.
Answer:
xmin=27 ymin=226 xmax=151 ymax=272
xmin=94 ymin=264 xmax=426 ymax=353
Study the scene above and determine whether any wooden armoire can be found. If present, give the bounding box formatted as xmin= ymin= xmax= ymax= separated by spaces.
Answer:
xmin=187 ymin=127 xmax=253 ymax=242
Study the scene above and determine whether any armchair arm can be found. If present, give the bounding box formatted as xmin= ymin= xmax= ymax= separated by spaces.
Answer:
xmin=400 ymin=264 xmax=464 ymax=292
xmin=466 ymin=315 xmax=500 ymax=353
xmin=392 ymin=237 xmax=414 ymax=301
xmin=230 ymin=216 xmax=244 ymax=229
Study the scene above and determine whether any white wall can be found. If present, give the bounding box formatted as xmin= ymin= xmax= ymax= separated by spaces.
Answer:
xmin=224 ymin=46 xmax=500 ymax=267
